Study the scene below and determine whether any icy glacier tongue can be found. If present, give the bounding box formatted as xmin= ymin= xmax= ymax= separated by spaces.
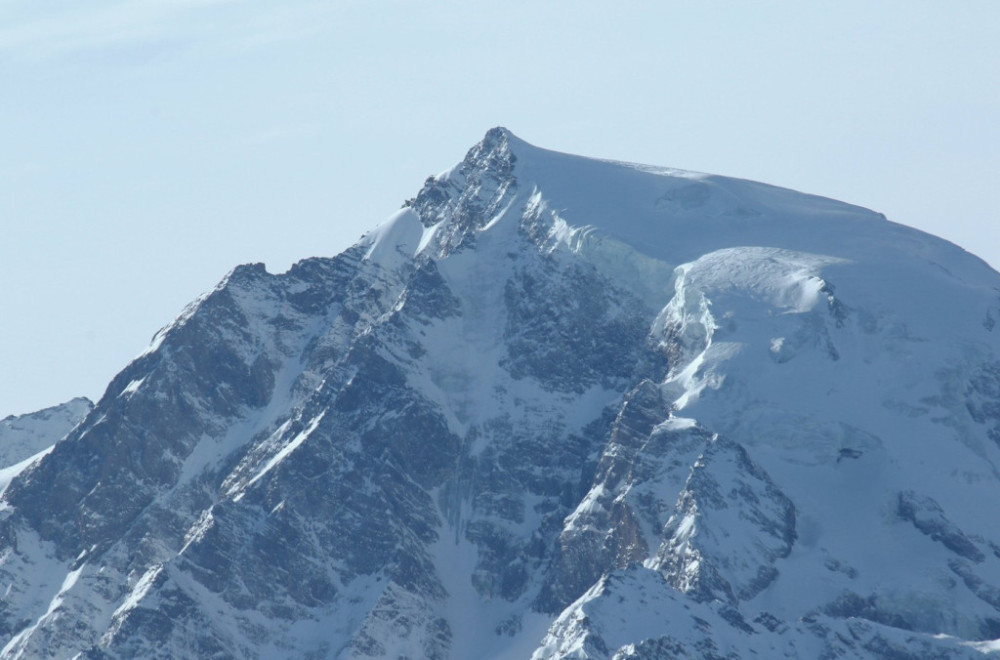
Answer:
xmin=3 ymin=128 xmax=1000 ymax=659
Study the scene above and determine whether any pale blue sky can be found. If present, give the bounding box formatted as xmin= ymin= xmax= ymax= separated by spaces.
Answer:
xmin=2 ymin=0 xmax=999 ymax=418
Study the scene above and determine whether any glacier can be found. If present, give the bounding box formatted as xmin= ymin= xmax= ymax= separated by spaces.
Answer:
xmin=2 ymin=128 xmax=1000 ymax=658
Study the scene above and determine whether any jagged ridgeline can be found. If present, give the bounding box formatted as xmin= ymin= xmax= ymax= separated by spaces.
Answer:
xmin=3 ymin=128 xmax=1000 ymax=659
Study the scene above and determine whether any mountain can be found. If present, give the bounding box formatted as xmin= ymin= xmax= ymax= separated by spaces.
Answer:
xmin=3 ymin=128 xmax=1000 ymax=659
xmin=0 ymin=397 xmax=92 ymax=490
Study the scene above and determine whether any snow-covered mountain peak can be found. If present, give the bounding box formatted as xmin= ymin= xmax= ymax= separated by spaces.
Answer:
xmin=1 ymin=397 xmax=93 ymax=513
xmin=3 ymin=131 xmax=1000 ymax=659
xmin=0 ymin=397 xmax=92 ymax=468
xmin=433 ymin=129 xmax=881 ymax=261
xmin=369 ymin=129 xmax=995 ymax=349
xmin=376 ymin=130 xmax=962 ymax=270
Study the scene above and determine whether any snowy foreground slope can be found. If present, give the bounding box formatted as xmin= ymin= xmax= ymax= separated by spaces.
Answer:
xmin=4 ymin=129 xmax=1000 ymax=658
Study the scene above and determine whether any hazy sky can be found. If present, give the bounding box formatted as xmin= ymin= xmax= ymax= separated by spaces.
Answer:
xmin=2 ymin=1 xmax=999 ymax=418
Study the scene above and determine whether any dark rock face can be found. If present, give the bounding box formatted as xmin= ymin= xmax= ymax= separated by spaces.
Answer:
xmin=502 ymin=261 xmax=656 ymax=394
xmin=2 ymin=128 xmax=1000 ymax=659
xmin=966 ymin=360 xmax=1000 ymax=448
xmin=539 ymin=380 xmax=673 ymax=611
xmin=898 ymin=491 xmax=985 ymax=563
